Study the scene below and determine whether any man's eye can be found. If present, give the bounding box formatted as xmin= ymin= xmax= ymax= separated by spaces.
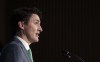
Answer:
xmin=34 ymin=22 xmax=39 ymax=24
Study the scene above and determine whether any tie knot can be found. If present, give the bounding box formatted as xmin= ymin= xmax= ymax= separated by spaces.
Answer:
xmin=28 ymin=49 xmax=32 ymax=54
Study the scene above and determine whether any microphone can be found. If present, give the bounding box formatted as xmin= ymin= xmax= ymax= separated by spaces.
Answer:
xmin=62 ymin=50 xmax=85 ymax=62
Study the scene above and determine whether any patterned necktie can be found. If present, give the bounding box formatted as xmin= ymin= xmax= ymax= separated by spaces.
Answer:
xmin=28 ymin=49 xmax=33 ymax=62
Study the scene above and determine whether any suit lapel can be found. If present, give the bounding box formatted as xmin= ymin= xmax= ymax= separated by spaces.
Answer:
xmin=13 ymin=37 xmax=32 ymax=62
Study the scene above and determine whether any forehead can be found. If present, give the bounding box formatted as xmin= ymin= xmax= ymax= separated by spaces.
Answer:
xmin=29 ymin=14 xmax=40 ymax=22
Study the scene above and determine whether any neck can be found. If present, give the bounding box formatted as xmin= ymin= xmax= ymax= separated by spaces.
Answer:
xmin=16 ymin=32 xmax=31 ymax=45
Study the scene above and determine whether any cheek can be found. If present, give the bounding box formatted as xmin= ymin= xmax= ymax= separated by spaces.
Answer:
xmin=25 ymin=24 xmax=38 ymax=35
xmin=29 ymin=26 xmax=37 ymax=34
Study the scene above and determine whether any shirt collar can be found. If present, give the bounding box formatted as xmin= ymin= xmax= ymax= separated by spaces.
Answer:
xmin=15 ymin=36 xmax=30 ymax=50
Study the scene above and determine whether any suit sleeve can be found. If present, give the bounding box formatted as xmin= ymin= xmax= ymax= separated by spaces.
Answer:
xmin=0 ymin=44 xmax=23 ymax=62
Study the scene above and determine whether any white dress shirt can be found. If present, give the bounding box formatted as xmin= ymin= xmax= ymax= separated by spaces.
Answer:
xmin=16 ymin=36 xmax=30 ymax=50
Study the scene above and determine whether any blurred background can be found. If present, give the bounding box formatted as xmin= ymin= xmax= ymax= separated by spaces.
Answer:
xmin=0 ymin=0 xmax=99 ymax=62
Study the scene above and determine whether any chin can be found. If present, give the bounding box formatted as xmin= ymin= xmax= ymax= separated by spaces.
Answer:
xmin=31 ymin=37 xmax=39 ymax=43
xmin=33 ymin=39 xmax=39 ymax=43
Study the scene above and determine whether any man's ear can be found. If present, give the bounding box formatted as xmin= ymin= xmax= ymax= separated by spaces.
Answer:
xmin=18 ymin=21 xmax=25 ymax=30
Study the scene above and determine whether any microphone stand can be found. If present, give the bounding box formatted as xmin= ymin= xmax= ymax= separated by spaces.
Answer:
xmin=62 ymin=50 xmax=85 ymax=62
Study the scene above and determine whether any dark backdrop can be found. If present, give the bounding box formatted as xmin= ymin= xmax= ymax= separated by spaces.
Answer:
xmin=0 ymin=0 xmax=100 ymax=62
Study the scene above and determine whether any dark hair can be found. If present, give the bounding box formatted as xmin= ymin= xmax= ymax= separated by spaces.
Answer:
xmin=11 ymin=7 xmax=42 ymax=36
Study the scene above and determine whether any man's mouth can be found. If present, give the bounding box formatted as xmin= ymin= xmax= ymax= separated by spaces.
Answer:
xmin=35 ymin=33 xmax=40 ymax=37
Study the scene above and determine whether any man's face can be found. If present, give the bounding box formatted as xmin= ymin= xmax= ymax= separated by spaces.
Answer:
xmin=23 ymin=14 xmax=43 ymax=43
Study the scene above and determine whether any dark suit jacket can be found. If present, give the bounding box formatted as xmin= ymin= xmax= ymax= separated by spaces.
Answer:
xmin=0 ymin=37 xmax=32 ymax=62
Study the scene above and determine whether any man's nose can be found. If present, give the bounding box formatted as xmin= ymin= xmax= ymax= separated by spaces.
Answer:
xmin=39 ymin=25 xmax=43 ymax=32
